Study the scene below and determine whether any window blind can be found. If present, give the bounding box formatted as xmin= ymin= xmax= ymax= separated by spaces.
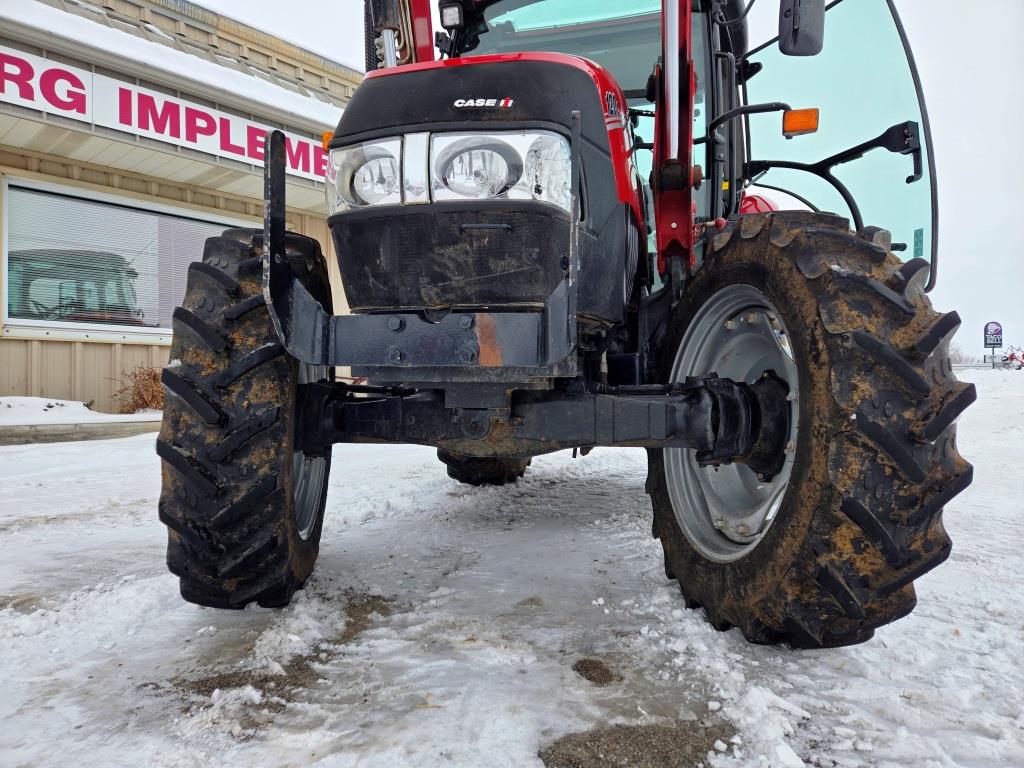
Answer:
xmin=6 ymin=186 xmax=228 ymax=330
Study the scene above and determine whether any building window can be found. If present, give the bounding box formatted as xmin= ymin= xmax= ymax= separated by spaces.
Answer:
xmin=5 ymin=186 xmax=230 ymax=332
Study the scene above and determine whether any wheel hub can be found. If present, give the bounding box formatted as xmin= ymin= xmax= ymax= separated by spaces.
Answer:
xmin=664 ymin=285 xmax=799 ymax=562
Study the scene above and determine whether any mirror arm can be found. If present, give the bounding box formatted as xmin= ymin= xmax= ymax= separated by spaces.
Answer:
xmin=705 ymin=102 xmax=790 ymax=140
xmin=744 ymin=120 xmax=923 ymax=231
xmin=813 ymin=121 xmax=922 ymax=182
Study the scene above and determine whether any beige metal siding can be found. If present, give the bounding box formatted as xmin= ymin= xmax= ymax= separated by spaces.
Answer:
xmin=0 ymin=338 xmax=169 ymax=410
xmin=0 ymin=166 xmax=342 ymax=413
xmin=0 ymin=0 xmax=358 ymax=415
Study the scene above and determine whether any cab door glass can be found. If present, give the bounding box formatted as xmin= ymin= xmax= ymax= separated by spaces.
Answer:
xmin=744 ymin=0 xmax=935 ymax=263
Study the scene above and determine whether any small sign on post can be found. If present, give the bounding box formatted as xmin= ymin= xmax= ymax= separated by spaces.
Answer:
xmin=985 ymin=321 xmax=1003 ymax=368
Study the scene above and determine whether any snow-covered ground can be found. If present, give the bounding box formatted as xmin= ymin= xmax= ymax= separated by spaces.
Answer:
xmin=0 ymin=396 xmax=160 ymax=426
xmin=0 ymin=369 xmax=1021 ymax=768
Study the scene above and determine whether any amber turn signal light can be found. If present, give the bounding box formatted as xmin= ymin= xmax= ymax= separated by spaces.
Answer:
xmin=322 ymin=131 xmax=334 ymax=150
xmin=782 ymin=108 xmax=819 ymax=138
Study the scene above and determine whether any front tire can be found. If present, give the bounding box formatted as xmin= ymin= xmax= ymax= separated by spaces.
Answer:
xmin=157 ymin=228 xmax=333 ymax=608
xmin=648 ymin=212 xmax=974 ymax=648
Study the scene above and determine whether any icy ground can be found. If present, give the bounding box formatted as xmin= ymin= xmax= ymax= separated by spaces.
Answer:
xmin=0 ymin=369 xmax=1021 ymax=768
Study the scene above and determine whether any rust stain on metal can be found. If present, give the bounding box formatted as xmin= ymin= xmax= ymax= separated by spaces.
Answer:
xmin=475 ymin=313 xmax=503 ymax=367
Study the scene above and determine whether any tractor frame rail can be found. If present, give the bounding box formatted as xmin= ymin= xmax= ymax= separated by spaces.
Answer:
xmin=294 ymin=374 xmax=791 ymax=469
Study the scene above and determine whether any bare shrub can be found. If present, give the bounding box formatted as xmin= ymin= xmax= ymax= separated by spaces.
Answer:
xmin=948 ymin=345 xmax=980 ymax=365
xmin=115 ymin=366 xmax=164 ymax=413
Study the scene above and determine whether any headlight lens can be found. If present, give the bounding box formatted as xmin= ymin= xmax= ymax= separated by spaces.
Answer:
xmin=434 ymin=137 xmax=523 ymax=199
xmin=326 ymin=131 xmax=572 ymax=214
xmin=326 ymin=138 xmax=402 ymax=212
xmin=431 ymin=131 xmax=570 ymax=211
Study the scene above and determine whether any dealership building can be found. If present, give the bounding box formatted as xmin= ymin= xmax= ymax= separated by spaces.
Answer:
xmin=0 ymin=0 xmax=360 ymax=411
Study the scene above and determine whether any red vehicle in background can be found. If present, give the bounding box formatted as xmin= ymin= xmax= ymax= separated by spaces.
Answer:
xmin=1002 ymin=346 xmax=1023 ymax=370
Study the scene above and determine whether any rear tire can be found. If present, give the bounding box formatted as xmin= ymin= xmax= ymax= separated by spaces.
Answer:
xmin=438 ymin=450 xmax=531 ymax=486
xmin=648 ymin=212 xmax=974 ymax=648
xmin=157 ymin=228 xmax=333 ymax=609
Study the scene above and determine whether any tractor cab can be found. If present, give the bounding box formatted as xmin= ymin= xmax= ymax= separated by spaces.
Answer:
xmin=7 ymin=249 xmax=145 ymax=326
xmin=427 ymin=0 xmax=937 ymax=282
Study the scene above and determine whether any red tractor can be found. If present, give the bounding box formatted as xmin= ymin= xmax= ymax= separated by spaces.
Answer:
xmin=157 ymin=0 xmax=975 ymax=648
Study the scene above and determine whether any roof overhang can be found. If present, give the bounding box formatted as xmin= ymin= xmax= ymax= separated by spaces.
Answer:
xmin=0 ymin=40 xmax=333 ymax=213
xmin=0 ymin=105 xmax=326 ymax=213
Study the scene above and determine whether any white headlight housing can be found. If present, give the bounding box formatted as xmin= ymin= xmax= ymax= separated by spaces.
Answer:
xmin=326 ymin=138 xmax=402 ymax=213
xmin=326 ymin=130 xmax=572 ymax=215
xmin=431 ymin=131 xmax=571 ymax=211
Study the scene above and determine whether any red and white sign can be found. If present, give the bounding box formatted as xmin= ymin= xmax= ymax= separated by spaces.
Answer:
xmin=0 ymin=45 xmax=330 ymax=182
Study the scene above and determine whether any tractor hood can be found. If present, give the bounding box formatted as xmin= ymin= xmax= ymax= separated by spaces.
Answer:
xmin=326 ymin=53 xmax=632 ymax=326
xmin=330 ymin=54 xmax=616 ymax=153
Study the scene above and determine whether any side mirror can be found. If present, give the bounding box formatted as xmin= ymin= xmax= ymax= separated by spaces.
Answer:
xmin=778 ymin=0 xmax=825 ymax=56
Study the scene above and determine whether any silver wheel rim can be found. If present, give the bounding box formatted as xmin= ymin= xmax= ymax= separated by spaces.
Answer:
xmin=664 ymin=284 xmax=799 ymax=563
xmin=292 ymin=363 xmax=328 ymax=540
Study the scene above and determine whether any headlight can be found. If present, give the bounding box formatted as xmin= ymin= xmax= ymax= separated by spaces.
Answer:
xmin=522 ymin=134 xmax=572 ymax=212
xmin=434 ymin=137 xmax=523 ymax=198
xmin=326 ymin=138 xmax=402 ymax=213
xmin=326 ymin=131 xmax=572 ymax=215
xmin=431 ymin=131 xmax=571 ymax=212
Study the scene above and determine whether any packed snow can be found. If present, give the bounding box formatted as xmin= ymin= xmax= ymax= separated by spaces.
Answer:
xmin=0 ymin=396 xmax=160 ymax=426
xmin=0 ymin=368 xmax=1021 ymax=767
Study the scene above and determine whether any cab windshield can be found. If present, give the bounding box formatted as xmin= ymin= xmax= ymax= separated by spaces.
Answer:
xmin=465 ymin=0 xmax=936 ymax=274
xmin=471 ymin=0 xmax=661 ymax=92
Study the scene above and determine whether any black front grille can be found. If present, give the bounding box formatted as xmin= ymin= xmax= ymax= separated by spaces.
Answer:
xmin=332 ymin=205 xmax=570 ymax=311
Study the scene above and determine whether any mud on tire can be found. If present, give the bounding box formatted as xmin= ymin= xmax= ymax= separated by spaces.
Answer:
xmin=648 ymin=212 xmax=975 ymax=648
xmin=157 ymin=228 xmax=333 ymax=609
xmin=437 ymin=449 xmax=531 ymax=486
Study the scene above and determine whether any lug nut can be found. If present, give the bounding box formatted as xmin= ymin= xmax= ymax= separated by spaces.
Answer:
xmin=713 ymin=519 xmax=724 ymax=530
xmin=736 ymin=523 xmax=750 ymax=536
xmin=785 ymin=440 xmax=795 ymax=454
xmin=724 ymin=320 xmax=736 ymax=331
xmin=786 ymin=391 xmax=796 ymax=401
xmin=744 ymin=312 xmax=758 ymax=324
xmin=757 ymin=473 xmax=767 ymax=482
xmin=387 ymin=317 xmax=404 ymax=332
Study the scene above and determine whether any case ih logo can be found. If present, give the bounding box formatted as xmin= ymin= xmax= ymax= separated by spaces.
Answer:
xmin=453 ymin=97 xmax=514 ymax=109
